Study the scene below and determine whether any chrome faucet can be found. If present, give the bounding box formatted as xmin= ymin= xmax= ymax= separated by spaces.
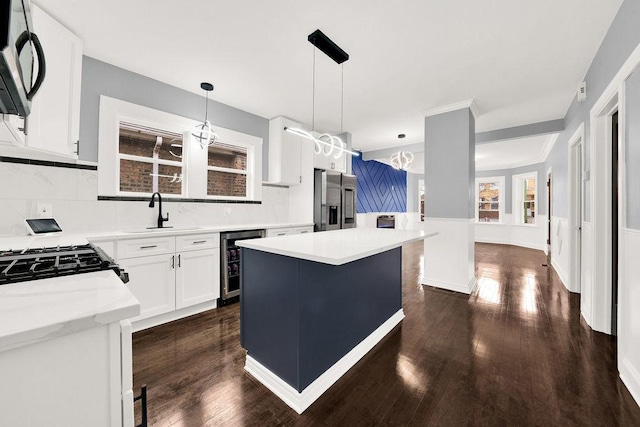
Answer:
xmin=148 ymin=192 xmax=170 ymax=228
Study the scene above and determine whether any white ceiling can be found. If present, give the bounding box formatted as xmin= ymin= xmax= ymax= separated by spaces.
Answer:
xmin=373 ymin=133 xmax=557 ymax=174
xmin=34 ymin=0 xmax=622 ymax=152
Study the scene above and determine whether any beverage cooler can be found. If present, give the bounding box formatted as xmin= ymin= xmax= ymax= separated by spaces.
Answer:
xmin=219 ymin=229 xmax=265 ymax=305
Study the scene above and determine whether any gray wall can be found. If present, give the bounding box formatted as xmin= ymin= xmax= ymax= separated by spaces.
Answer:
xmin=424 ymin=109 xmax=475 ymax=219
xmin=79 ymin=56 xmax=270 ymax=179
xmin=476 ymin=162 xmax=547 ymax=215
xmin=626 ymin=68 xmax=640 ymax=230
xmin=545 ymin=0 xmax=640 ymax=220
xmin=406 ymin=172 xmax=423 ymax=213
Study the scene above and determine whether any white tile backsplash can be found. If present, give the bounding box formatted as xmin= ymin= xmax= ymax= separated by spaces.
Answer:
xmin=0 ymin=162 xmax=292 ymax=236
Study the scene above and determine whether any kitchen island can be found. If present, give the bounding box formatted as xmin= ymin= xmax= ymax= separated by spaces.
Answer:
xmin=237 ymin=228 xmax=436 ymax=413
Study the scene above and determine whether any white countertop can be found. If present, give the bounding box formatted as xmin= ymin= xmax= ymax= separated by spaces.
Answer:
xmin=236 ymin=228 xmax=437 ymax=265
xmin=0 ymin=271 xmax=140 ymax=352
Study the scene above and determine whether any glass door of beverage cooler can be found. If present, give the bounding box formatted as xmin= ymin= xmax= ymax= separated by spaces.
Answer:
xmin=220 ymin=229 xmax=265 ymax=305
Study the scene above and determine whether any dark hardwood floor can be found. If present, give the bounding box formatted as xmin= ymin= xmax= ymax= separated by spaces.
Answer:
xmin=132 ymin=242 xmax=640 ymax=426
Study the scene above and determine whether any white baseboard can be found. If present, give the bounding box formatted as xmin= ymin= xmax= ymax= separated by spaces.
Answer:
xmin=620 ymin=358 xmax=640 ymax=407
xmin=551 ymin=258 xmax=570 ymax=292
xmin=245 ymin=309 xmax=405 ymax=414
xmin=132 ymin=299 xmax=218 ymax=332
xmin=475 ymin=237 xmax=545 ymax=252
xmin=422 ymin=277 xmax=475 ymax=295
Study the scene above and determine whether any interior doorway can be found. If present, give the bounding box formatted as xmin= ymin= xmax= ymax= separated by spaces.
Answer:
xmin=568 ymin=124 xmax=584 ymax=294
xmin=546 ymin=170 xmax=552 ymax=256
xmin=611 ymin=110 xmax=619 ymax=337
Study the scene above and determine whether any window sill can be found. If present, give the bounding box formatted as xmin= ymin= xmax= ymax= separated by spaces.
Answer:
xmin=475 ymin=222 xmax=506 ymax=226
xmin=512 ymin=223 xmax=539 ymax=228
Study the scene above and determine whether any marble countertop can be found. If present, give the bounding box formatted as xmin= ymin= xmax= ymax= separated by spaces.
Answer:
xmin=0 ymin=271 xmax=140 ymax=352
xmin=236 ymin=228 xmax=437 ymax=265
xmin=85 ymin=222 xmax=314 ymax=242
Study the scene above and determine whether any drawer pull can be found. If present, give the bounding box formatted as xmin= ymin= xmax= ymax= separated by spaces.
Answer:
xmin=140 ymin=245 xmax=157 ymax=249
xmin=300 ymin=231 xmax=309 ymax=233
xmin=277 ymin=233 xmax=286 ymax=236
xmin=192 ymin=240 xmax=207 ymax=244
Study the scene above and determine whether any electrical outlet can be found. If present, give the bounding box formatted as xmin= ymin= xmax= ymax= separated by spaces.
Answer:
xmin=37 ymin=203 xmax=53 ymax=219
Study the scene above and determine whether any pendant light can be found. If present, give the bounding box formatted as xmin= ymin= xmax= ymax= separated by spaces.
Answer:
xmin=192 ymin=82 xmax=219 ymax=148
xmin=390 ymin=134 xmax=413 ymax=171
xmin=284 ymin=30 xmax=359 ymax=158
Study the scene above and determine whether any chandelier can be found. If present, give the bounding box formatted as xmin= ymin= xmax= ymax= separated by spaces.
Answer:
xmin=284 ymin=29 xmax=359 ymax=158
xmin=192 ymin=82 xmax=219 ymax=148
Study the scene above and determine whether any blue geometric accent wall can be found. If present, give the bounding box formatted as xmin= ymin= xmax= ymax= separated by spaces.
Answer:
xmin=352 ymin=155 xmax=407 ymax=213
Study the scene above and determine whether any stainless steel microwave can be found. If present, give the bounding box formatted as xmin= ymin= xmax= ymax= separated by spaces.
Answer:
xmin=0 ymin=0 xmax=46 ymax=116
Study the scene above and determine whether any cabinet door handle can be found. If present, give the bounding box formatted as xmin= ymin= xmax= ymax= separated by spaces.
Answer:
xmin=192 ymin=240 xmax=207 ymax=244
xmin=140 ymin=245 xmax=157 ymax=249
xmin=171 ymin=255 xmax=175 ymax=269
xmin=178 ymin=254 xmax=181 ymax=267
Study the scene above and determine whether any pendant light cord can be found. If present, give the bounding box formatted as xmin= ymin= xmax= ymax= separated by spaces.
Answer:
xmin=312 ymin=47 xmax=316 ymax=132
xmin=340 ymin=63 xmax=344 ymax=134
xmin=204 ymin=91 xmax=209 ymax=122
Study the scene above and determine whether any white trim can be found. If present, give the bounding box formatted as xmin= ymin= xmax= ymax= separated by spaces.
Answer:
xmin=423 ymin=277 xmax=476 ymax=295
xmin=475 ymin=236 xmax=544 ymax=252
xmin=512 ymin=171 xmax=538 ymax=226
xmin=551 ymin=257 xmax=569 ymax=292
xmin=131 ymin=299 xmax=217 ymax=332
xmin=567 ymin=123 xmax=585 ymax=295
xmin=423 ymin=217 xmax=472 ymax=222
xmin=422 ymin=99 xmax=479 ymax=120
xmin=475 ymin=175 xmax=505 ymax=224
xmin=244 ymin=309 xmax=405 ymax=414
xmin=620 ymin=358 xmax=640 ymax=407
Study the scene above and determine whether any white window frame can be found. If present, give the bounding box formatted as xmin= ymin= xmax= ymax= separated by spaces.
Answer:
xmin=117 ymin=123 xmax=186 ymax=197
xmin=512 ymin=171 xmax=538 ymax=227
xmin=475 ymin=176 xmax=505 ymax=224
xmin=98 ymin=96 xmax=262 ymax=201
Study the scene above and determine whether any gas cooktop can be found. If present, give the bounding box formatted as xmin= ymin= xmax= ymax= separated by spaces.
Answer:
xmin=0 ymin=243 xmax=128 ymax=286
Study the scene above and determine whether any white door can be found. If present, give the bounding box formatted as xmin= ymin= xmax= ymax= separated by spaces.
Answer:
xmin=119 ymin=254 xmax=175 ymax=321
xmin=175 ymin=248 xmax=219 ymax=309
xmin=28 ymin=5 xmax=82 ymax=158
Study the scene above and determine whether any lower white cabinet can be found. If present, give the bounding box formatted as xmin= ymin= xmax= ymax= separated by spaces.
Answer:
xmin=0 ymin=320 xmax=133 ymax=427
xmin=119 ymin=254 xmax=175 ymax=321
xmin=266 ymin=226 xmax=314 ymax=237
xmin=175 ymin=248 xmax=219 ymax=309
xmin=116 ymin=234 xmax=220 ymax=325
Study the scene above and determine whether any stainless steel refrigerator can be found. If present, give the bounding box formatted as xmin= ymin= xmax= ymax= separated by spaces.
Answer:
xmin=314 ymin=170 xmax=357 ymax=231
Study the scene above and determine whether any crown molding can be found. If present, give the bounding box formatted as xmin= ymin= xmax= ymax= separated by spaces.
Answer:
xmin=422 ymin=99 xmax=480 ymax=120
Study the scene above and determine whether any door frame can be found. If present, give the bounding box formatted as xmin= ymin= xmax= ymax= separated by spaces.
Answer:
xmin=568 ymin=123 xmax=584 ymax=294
xmin=587 ymin=43 xmax=639 ymax=334
xmin=545 ymin=168 xmax=552 ymax=256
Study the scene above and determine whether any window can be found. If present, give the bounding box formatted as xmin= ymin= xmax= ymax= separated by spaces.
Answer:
xmin=118 ymin=123 xmax=184 ymax=196
xmin=513 ymin=172 xmax=537 ymax=225
xmin=476 ymin=176 xmax=504 ymax=223
xmin=98 ymin=96 xmax=262 ymax=201
xmin=207 ymin=142 xmax=248 ymax=197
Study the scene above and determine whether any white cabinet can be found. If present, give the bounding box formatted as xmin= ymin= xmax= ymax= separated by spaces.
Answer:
xmin=0 ymin=321 xmax=133 ymax=427
xmin=119 ymin=253 xmax=175 ymax=321
xmin=266 ymin=225 xmax=313 ymax=237
xmin=313 ymin=144 xmax=347 ymax=173
xmin=26 ymin=4 xmax=82 ymax=158
xmin=116 ymin=233 xmax=220 ymax=326
xmin=268 ymin=116 xmax=302 ymax=185
xmin=176 ymin=248 xmax=219 ymax=309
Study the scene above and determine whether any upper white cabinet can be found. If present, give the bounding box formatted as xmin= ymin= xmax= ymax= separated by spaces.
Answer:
xmin=314 ymin=147 xmax=346 ymax=173
xmin=26 ymin=4 xmax=82 ymax=158
xmin=268 ymin=116 xmax=302 ymax=186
